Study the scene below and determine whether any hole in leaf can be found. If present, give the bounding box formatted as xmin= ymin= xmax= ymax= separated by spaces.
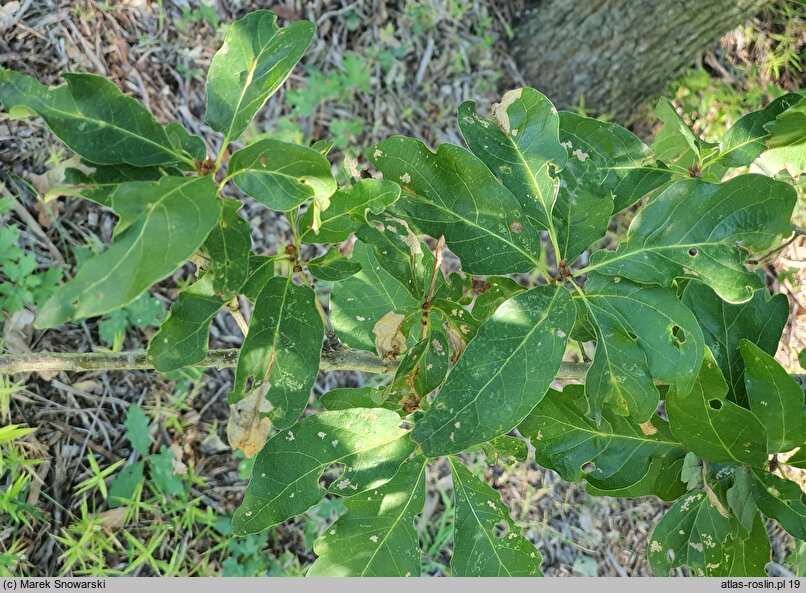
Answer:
xmin=245 ymin=376 xmax=255 ymax=392
xmin=708 ymin=399 xmax=722 ymax=410
xmin=688 ymin=248 xmax=698 ymax=256
xmin=581 ymin=461 xmax=596 ymax=473
xmin=494 ymin=521 xmax=510 ymax=538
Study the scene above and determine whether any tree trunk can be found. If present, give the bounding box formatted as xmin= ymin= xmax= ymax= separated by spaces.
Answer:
xmin=512 ymin=0 xmax=767 ymax=123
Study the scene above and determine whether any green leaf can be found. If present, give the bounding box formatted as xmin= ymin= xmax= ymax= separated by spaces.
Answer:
xmin=165 ymin=122 xmax=207 ymax=162
xmin=413 ymin=285 xmax=574 ymax=456
xmin=651 ymin=97 xmax=702 ymax=168
xmin=299 ymin=179 xmax=400 ymax=243
xmin=202 ymin=198 xmax=252 ymax=297
xmin=36 ymin=176 xmax=220 ymax=328
xmin=649 ymin=490 xmax=769 ymax=576
xmin=519 ymin=385 xmax=687 ymax=500
xmin=108 ymin=461 xmax=144 ymax=508
xmin=319 ymin=387 xmax=388 ymax=411
xmin=681 ymin=452 xmax=703 ymax=491
xmin=232 ymin=408 xmax=415 ymax=535
xmin=62 ymin=163 xmax=173 ymax=208
xmin=330 ymin=240 xmax=419 ymax=351
xmin=449 ymin=458 xmax=542 ymax=576
xmin=481 ymin=435 xmax=529 ymax=465
xmin=307 ymin=458 xmax=426 ymax=576
xmin=682 ymin=281 xmax=788 ymax=405
xmin=667 ymin=350 xmax=768 ymax=466
xmin=457 ymin=88 xmax=566 ymax=231
xmin=587 ymin=175 xmax=796 ymax=303
xmin=741 ymin=339 xmax=805 ymax=453
xmin=242 ymin=255 xmax=278 ymax=302
xmin=149 ymin=446 xmax=184 ymax=497
xmin=716 ymin=93 xmax=804 ymax=169
xmin=750 ymin=468 xmax=806 ymax=540
xmin=581 ymin=274 xmax=704 ymax=421
xmin=230 ymin=276 xmax=323 ymax=429
xmin=228 ymin=139 xmax=336 ymax=212
xmin=369 ymin=137 xmax=542 ymax=274
xmin=558 ymin=111 xmax=662 ymax=214
xmin=204 ymin=10 xmax=314 ymax=145
xmin=727 ymin=467 xmax=758 ymax=532
xmin=760 ymin=100 xmax=806 ymax=177
xmin=307 ymin=246 xmax=362 ymax=282
xmin=0 ymin=69 xmax=187 ymax=166
xmin=469 ymin=276 xmax=525 ymax=323
xmin=124 ymin=404 xmax=152 ymax=456
xmin=148 ymin=273 xmax=227 ymax=373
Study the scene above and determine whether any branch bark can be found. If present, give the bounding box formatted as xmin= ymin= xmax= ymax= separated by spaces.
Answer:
xmin=1 ymin=350 xmax=804 ymax=391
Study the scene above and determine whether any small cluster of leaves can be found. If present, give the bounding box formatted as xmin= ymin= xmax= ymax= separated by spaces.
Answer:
xmin=1 ymin=9 xmax=804 ymax=577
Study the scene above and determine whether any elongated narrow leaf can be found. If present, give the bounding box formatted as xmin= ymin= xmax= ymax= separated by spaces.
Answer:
xmin=741 ymin=339 xmax=805 ymax=453
xmin=308 ymin=458 xmax=426 ymax=576
xmin=667 ymin=350 xmax=768 ymax=466
xmin=727 ymin=467 xmax=758 ymax=532
xmin=682 ymin=281 xmax=788 ymax=405
xmin=299 ymin=179 xmax=401 ymax=243
xmin=204 ymin=10 xmax=314 ymax=145
xmin=0 ymin=69 xmax=186 ymax=166
xmin=232 ymin=408 xmax=414 ymax=535
xmin=229 ymin=276 xmax=323 ymax=429
xmin=519 ymin=385 xmax=687 ymax=500
xmin=716 ymin=93 xmax=804 ymax=169
xmin=148 ymin=273 xmax=227 ymax=373
xmin=319 ymin=387 xmax=389 ymax=411
xmin=751 ymin=468 xmax=806 ymax=540
xmin=588 ymin=175 xmax=796 ymax=303
xmin=203 ymin=198 xmax=252 ymax=296
xmin=369 ymin=137 xmax=542 ymax=274
xmin=449 ymin=458 xmax=542 ymax=576
xmin=307 ymin=247 xmax=361 ymax=282
xmin=228 ymin=139 xmax=336 ymax=212
xmin=649 ymin=490 xmax=768 ymax=576
xmin=457 ymin=88 xmax=566 ymax=230
xmin=62 ymin=163 xmax=175 ymax=208
xmin=581 ymin=274 xmax=704 ymax=421
xmin=36 ymin=176 xmax=219 ymax=328
xmin=330 ymin=241 xmax=419 ymax=351
xmin=413 ymin=285 xmax=574 ymax=456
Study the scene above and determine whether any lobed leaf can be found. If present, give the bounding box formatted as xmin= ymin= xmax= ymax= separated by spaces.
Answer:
xmin=413 ymin=285 xmax=574 ymax=456
xmin=232 ymin=408 xmax=414 ymax=535
xmin=449 ymin=458 xmax=542 ymax=576
xmin=36 ymin=176 xmax=220 ymax=328
xmin=229 ymin=276 xmax=323 ymax=429
xmin=308 ymin=458 xmax=426 ymax=576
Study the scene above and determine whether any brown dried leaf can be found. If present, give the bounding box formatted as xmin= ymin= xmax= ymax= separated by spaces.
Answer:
xmin=373 ymin=311 xmax=407 ymax=359
xmin=227 ymin=383 xmax=273 ymax=458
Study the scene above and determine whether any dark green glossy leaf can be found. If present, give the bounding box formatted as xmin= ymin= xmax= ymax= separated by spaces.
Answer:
xmin=229 ymin=139 xmax=336 ymax=212
xmin=165 ymin=122 xmax=207 ymax=162
xmin=413 ymin=285 xmax=574 ymax=456
xmin=205 ymin=10 xmax=314 ymax=145
xmin=457 ymin=88 xmax=566 ymax=231
xmin=148 ymin=273 xmax=227 ymax=373
xmin=330 ymin=241 xmax=419 ymax=352
xmin=203 ymin=198 xmax=252 ymax=296
xmin=229 ymin=276 xmax=323 ymax=429
xmin=308 ymin=458 xmax=426 ymax=576
xmin=319 ymin=387 xmax=388 ymax=411
xmin=741 ymin=339 xmax=805 ymax=453
xmin=750 ymin=468 xmax=806 ymax=540
xmin=0 ymin=69 xmax=187 ymax=166
xmin=587 ymin=175 xmax=796 ymax=303
xmin=581 ymin=274 xmax=704 ymax=421
xmin=727 ymin=467 xmax=758 ymax=532
xmin=369 ymin=136 xmax=543 ymax=274
xmin=232 ymin=408 xmax=414 ymax=535
xmin=36 ymin=176 xmax=220 ymax=328
xmin=307 ymin=247 xmax=362 ymax=282
xmin=299 ymin=179 xmax=401 ymax=243
xmin=649 ymin=490 xmax=769 ymax=576
xmin=519 ymin=385 xmax=687 ymax=500
xmin=667 ymin=350 xmax=768 ymax=466
xmin=470 ymin=276 xmax=525 ymax=323
xmin=61 ymin=163 xmax=172 ymax=208
xmin=449 ymin=458 xmax=542 ymax=576
xmin=682 ymin=281 xmax=789 ymax=405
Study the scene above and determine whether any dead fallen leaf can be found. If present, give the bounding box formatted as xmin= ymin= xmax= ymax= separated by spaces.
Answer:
xmin=373 ymin=311 xmax=407 ymax=359
xmin=95 ymin=507 xmax=128 ymax=530
xmin=227 ymin=383 xmax=273 ymax=458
